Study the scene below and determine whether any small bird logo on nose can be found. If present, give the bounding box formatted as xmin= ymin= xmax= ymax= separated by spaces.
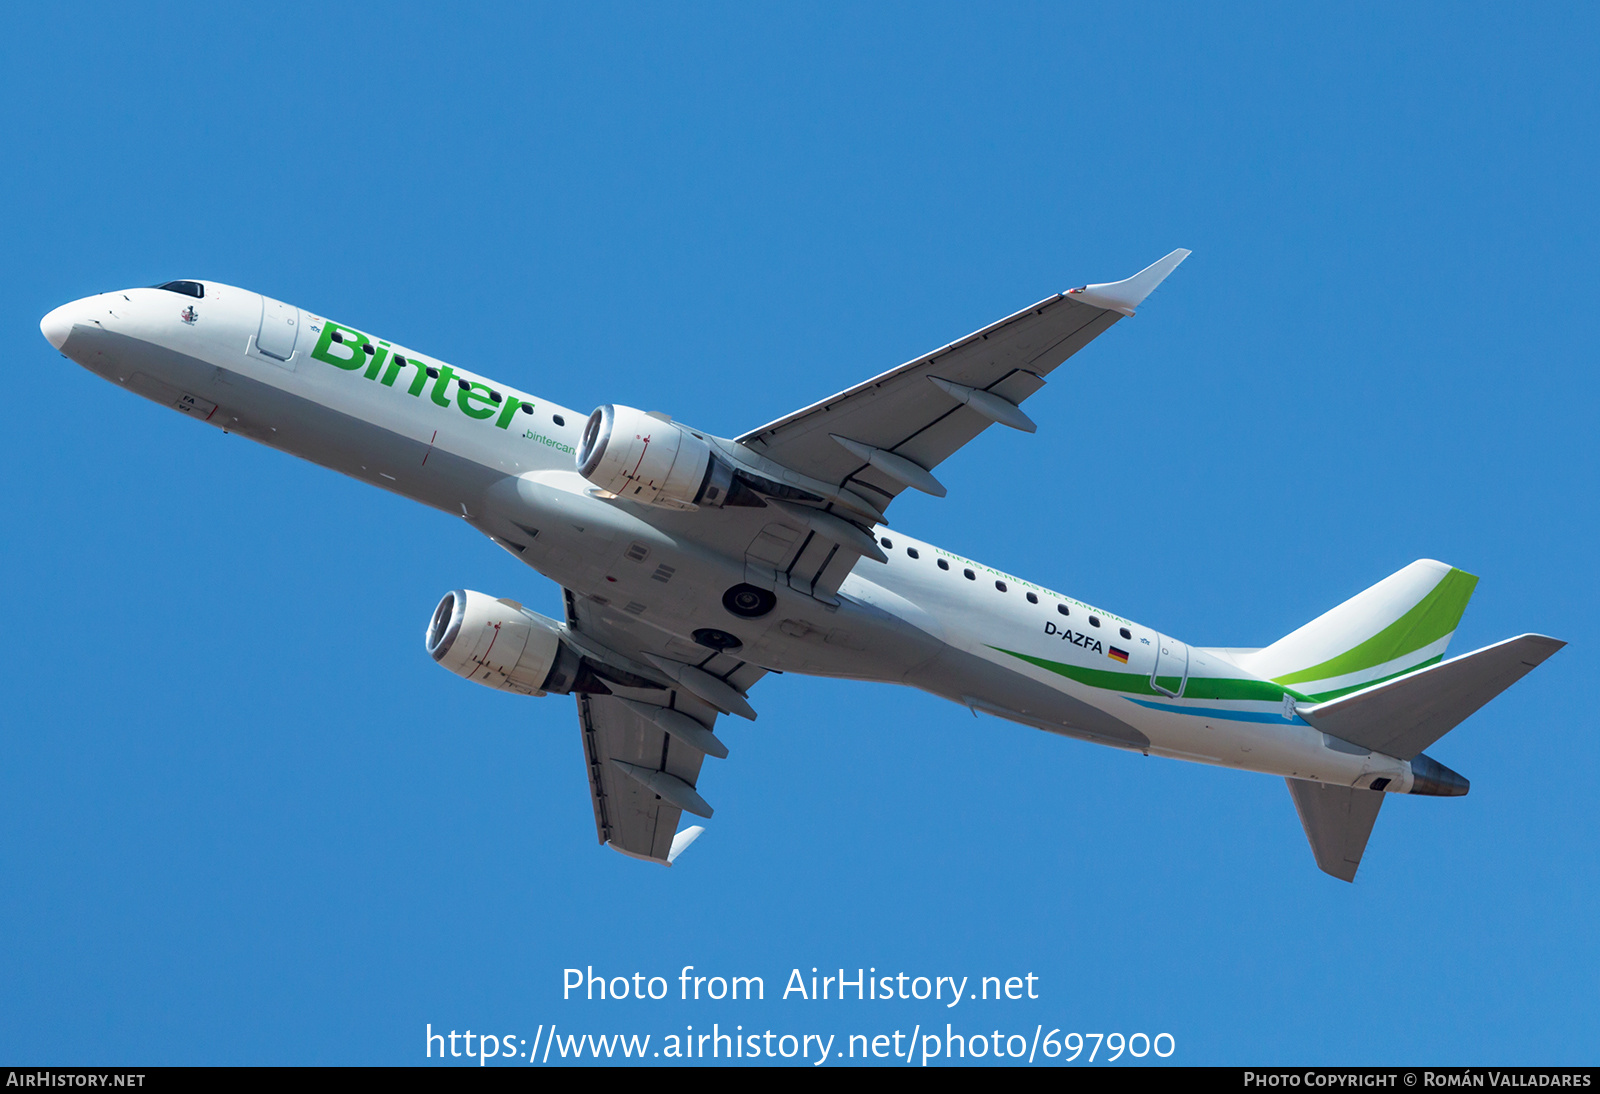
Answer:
xmin=180 ymin=306 xmax=198 ymax=324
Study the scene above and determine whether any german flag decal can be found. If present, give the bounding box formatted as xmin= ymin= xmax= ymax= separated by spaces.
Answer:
xmin=1108 ymin=647 xmax=1130 ymax=664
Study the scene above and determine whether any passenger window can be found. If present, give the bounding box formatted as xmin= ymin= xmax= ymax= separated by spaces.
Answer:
xmin=880 ymin=537 xmax=893 ymax=549
xmin=553 ymin=415 xmax=565 ymax=426
xmin=362 ymin=344 xmax=375 ymax=355
xmin=995 ymin=581 xmax=1006 ymax=592
xmin=907 ymin=548 xmax=919 ymax=559
xmin=1089 ymin=616 xmax=1101 ymax=628
xmin=1120 ymin=627 xmax=1132 ymax=640
xmin=1057 ymin=604 xmax=1069 ymax=617
xmin=520 ymin=405 xmax=533 ymax=415
xmin=1026 ymin=592 xmax=1038 ymax=604
xmin=426 ymin=367 xmax=438 ymax=378
xmin=937 ymin=559 xmax=949 ymax=571
xmin=963 ymin=569 xmax=975 ymax=580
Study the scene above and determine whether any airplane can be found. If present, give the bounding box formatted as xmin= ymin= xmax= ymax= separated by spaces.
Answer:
xmin=39 ymin=250 xmax=1563 ymax=881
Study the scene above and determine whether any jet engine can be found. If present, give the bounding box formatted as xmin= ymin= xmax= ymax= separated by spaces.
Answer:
xmin=425 ymin=589 xmax=665 ymax=698
xmin=424 ymin=590 xmax=587 ymax=696
xmin=576 ymin=404 xmax=735 ymax=510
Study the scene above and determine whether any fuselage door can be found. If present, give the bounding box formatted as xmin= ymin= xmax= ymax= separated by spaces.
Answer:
xmin=1151 ymin=635 xmax=1190 ymax=698
xmin=256 ymin=295 xmax=301 ymax=363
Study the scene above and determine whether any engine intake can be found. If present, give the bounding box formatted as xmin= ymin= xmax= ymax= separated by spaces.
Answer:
xmin=425 ymin=590 xmax=585 ymax=696
xmin=576 ymin=404 xmax=734 ymax=509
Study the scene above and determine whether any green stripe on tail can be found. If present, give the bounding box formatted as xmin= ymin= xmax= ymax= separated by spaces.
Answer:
xmin=1273 ymin=568 xmax=1477 ymax=686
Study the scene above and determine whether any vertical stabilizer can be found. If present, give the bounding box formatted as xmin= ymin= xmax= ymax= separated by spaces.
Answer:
xmin=1286 ymin=779 xmax=1385 ymax=882
xmin=1237 ymin=561 xmax=1478 ymax=702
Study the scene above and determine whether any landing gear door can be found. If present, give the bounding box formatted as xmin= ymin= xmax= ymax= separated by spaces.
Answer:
xmin=255 ymin=294 xmax=302 ymax=366
xmin=1151 ymin=635 xmax=1190 ymax=698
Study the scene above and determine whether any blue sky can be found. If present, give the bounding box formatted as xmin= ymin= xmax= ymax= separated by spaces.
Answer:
xmin=2 ymin=3 xmax=1596 ymax=1066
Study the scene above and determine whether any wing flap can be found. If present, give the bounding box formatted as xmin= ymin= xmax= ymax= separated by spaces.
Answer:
xmin=579 ymin=689 xmax=724 ymax=863
xmin=739 ymin=501 xmax=888 ymax=605
xmin=564 ymin=591 xmax=766 ymax=864
xmin=579 ymin=691 xmax=695 ymax=863
xmin=889 ymin=407 xmax=993 ymax=488
xmin=988 ymin=367 xmax=1049 ymax=406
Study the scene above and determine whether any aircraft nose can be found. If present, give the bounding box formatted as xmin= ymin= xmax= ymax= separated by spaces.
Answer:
xmin=41 ymin=300 xmax=83 ymax=351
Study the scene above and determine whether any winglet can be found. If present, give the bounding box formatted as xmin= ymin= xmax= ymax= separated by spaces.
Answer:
xmin=1067 ymin=248 xmax=1191 ymax=316
xmin=667 ymin=826 xmax=705 ymax=866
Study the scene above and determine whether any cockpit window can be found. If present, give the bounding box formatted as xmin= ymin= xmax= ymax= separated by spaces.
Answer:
xmin=154 ymin=281 xmax=204 ymax=299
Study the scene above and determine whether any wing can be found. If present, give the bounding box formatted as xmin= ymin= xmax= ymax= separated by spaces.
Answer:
xmin=737 ymin=250 xmax=1189 ymax=511
xmin=563 ymin=588 xmax=767 ymax=865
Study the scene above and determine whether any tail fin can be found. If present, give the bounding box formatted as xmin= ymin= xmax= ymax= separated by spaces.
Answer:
xmin=1287 ymin=780 xmax=1384 ymax=882
xmin=1237 ymin=560 xmax=1478 ymax=702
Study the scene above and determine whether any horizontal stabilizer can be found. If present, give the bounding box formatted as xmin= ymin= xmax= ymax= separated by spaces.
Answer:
xmin=1287 ymin=778 xmax=1385 ymax=882
xmin=1298 ymin=634 xmax=1565 ymax=760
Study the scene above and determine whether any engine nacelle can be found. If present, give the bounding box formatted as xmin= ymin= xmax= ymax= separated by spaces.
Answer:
xmin=424 ymin=589 xmax=585 ymax=696
xmin=576 ymin=404 xmax=733 ymax=509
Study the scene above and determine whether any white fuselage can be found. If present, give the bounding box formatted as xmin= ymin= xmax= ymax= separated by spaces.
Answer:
xmin=42 ymin=284 xmax=1423 ymax=794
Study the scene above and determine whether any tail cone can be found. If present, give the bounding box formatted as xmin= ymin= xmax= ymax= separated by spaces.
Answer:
xmin=1410 ymin=753 xmax=1470 ymax=797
